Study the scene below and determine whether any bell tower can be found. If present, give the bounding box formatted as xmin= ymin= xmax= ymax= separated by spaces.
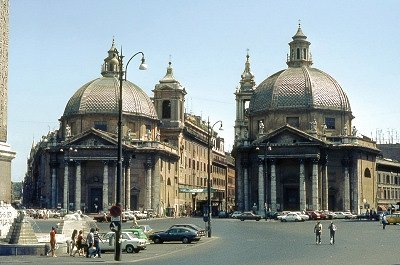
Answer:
xmin=153 ymin=61 xmax=186 ymax=142
xmin=234 ymin=51 xmax=255 ymax=146
xmin=0 ymin=0 xmax=16 ymax=203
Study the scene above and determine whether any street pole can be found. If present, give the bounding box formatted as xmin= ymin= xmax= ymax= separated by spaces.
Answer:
xmin=207 ymin=117 xmax=223 ymax=238
xmin=115 ymin=49 xmax=147 ymax=261
xmin=115 ymin=50 xmax=124 ymax=261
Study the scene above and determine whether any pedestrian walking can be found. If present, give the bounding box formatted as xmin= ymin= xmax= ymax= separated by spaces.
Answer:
xmin=328 ymin=221 xmax=337 ymax=245
xmin=314 ymin=221 xmax=322 ymax=244
xmin=49 ymin=226 xmax=57 ymax=257
xmin=93 ymin=227 xmax=103 ymax=258
xmin=86 ymin=228 xmax=95 ymax=258
xmin=72 ymin=230 xmax=85 ymax=257
xmin=382 ymin=214 xmax=387 ymax=229
xmin=69 ymin=229 xmax=78 ymax=256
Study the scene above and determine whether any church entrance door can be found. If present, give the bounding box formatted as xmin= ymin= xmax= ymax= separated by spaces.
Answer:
xmin=283 ymin=186 xmax=299 ymax=211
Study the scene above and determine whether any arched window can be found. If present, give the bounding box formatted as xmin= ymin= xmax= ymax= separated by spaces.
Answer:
xmin=386 ymin=175 xmax=390 ymax=184
xmin=162 ymin=100 xmax=171 ymax=119
xmin=296 ymin=48 xmax=300 ymax=59
xmin=167 ymin=178 xmax=171 ymax=186
xmin=364 ymin=168 xmax=371 ymax=178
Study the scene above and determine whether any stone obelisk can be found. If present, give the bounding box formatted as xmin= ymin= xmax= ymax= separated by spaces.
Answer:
xmin=0 ymin=0 xmax=16 ymax=203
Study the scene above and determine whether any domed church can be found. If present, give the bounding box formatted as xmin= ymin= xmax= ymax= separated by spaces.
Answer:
xmin=234 ymin=25 xmax=380 ymax=213
xmin=23 ymin=40 xmax=234 ymax=216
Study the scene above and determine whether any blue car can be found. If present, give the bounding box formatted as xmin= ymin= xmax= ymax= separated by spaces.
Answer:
xmin=149 ymin=227 xmax=201 ymax=244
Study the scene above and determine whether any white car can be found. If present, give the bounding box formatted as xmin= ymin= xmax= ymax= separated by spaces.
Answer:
xmin=280 ymin=213 xmax=304 ymax=222
xmin=289 ymin=211 xmax=309 ymax=221
xmin=334 ymin=211 xmax=356 ymax=219
xmin=230 ymin=211 xmax=242 ymax=218
xmin=133 ymin=210 xmax=148 ymax=220
xmin=99 ymin=231 xmax=147 ymax=253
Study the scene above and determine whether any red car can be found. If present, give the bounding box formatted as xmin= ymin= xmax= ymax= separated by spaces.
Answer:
xmin=306 ymin=211 xmax=321 ymax=220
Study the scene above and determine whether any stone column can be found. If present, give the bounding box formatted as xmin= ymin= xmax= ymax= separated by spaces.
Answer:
xmin=51 ymin=166 xmax=57 ymax=209
xmin=258 ymin=158 xmax=264 ymax=212
xmin=236 ymin=158 xmax=244 ymax=211
xmin=312 ymin=159 xmax=319 ymax=210
xmin=243 ymin=167 xmax=249 ymax=211
xmin=63 ymin=161 xmax=69 ymax=210
xmin=125 ymin=158 xmax=131 ymax=210
xmin=145 ymin=158 xmax=153 ymax=210
xmin=152 ymin=157 xmax=161 ymax=213
xmin=270 ymin=159 xmax=277 ymax=211
xmin=75 ymin=161 xmax=81 ymax=211
xmin=343 ymin=160 xmax=350 ymax=211
xmin=299 ymin=159 xmax=306 ymax=211
xmin=102 ymin=161 xmax=109 ymax=211
xmin=322 ymin=156 xmax=328 ymax=210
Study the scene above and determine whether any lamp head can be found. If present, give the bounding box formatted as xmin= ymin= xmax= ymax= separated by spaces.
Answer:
xmin=218 ymin=122 xmax=223 ymax=131
xmin=139 ymin=57 xmax=147 ymax=70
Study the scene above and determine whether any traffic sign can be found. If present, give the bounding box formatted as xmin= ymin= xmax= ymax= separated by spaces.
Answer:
xmin=110 ymin=221 xmax=121 ymax=232
xmin=109 ymin=205 xmax=122 ymax=217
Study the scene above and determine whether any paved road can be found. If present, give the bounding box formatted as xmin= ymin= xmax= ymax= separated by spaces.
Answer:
xmin=1 ymin=217 xmax=400 ymax=265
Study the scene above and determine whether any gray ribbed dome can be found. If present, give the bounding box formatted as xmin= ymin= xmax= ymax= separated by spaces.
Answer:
xmin=249 ymin=66 xmax=351 ymax=114
xmin=63 ymin=76 xmax=158 ymax=119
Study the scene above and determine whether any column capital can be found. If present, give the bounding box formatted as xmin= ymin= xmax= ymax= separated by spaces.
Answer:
xmin=257 ymin=157 xmax=264 ymax=165
xmin=144 ymin=157 xmax=153 ymax=170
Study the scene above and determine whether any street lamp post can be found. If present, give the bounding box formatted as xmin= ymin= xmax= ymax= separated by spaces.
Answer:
xmin=115 ymin=50 xmax=147 ymax=261
xmin=207 ymin=117 xmax=223 ymax=238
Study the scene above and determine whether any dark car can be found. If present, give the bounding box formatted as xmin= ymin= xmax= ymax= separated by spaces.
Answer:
xmin=239 ymin=211 xmax=262 ymax=221
xmin=306 ymin=211 xmax=321 ymax=220
xmin=149 ymin=227 xmax=201 ymax=244
xmin=169 ymin=224 xmax=206 ymax=237
xmin=265 ymin=211 xmax=279 ymax=220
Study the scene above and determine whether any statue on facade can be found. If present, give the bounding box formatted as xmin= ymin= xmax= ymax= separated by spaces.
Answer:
xmin=243 ymin=128 xmax=248 ymax=139
xmin=343 ymin=124 xmax=348 ymax=136
xmin=258 ymin=121 xmax=265 ymax=135
xmin=65 ymin=124 xmax=71 ymax=138
xmin=321 ymin=123 xmax=327 ymax=135
xmin=310 ymin=119 xmax=317 ymax=132
xmin=352 ymin=126 xmax=358 ymax=136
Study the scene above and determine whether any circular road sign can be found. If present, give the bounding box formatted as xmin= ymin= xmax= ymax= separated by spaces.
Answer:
xmin=109 ymin=205 xmax=122 ymax=217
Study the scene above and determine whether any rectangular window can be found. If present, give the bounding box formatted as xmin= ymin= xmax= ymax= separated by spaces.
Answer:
xmin=286 ymin=117 xmax=299 ymax=128
xmin=325 ymin=117 xmax=335 ymax=129
xmin=94 ymin=121 xmax=107 ymax=131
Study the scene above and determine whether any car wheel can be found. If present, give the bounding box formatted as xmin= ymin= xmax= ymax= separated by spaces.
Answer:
xmin=240 ymin=219 xmax=244 ymax=221
xmin=126 ymin=244 xmax=134 ymax=253
xmin=282 ymin=219 xmax=287 ymax=222
xmin=182 ymin=237 xmax=190 ymax=244
xmin=256 ymin=218 xmax=260 ymax=221
xmin=133 ymin=248 xmax=140 ymax=253
xmin=154 ymin=237 xmax=162 ymax=244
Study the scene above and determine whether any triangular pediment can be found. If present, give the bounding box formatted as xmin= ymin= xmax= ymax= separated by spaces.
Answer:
xmin=254 ymin=125 xmax=326 ymax=146
xmin=64 ymin=128 xmax=117 ymax=147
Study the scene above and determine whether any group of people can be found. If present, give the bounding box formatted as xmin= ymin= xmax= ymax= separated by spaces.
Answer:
xmin=49 ymin=226 xmax=103 ymax=258
xmin=314 ymin=221 xmax=337 ymax=245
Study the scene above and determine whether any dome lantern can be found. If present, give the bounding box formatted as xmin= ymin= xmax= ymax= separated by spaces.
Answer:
xmin=286 ymin=23 xmax=313 ymax=68
xmin=239 ymin=49 xmax=256 ymax=91
xmin=101 ymin=38 xmax=120 ymax=77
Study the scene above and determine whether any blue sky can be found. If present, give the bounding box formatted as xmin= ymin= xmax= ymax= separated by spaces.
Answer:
xmin=7 ymin=1 xmax=400 ymax=181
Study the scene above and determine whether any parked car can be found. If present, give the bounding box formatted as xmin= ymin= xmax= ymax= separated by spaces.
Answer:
xmin=218 ymin=211 xmax=230 ymax=218
xmin=239 ymin=211 xmax=262 ymax=221
xmin=280 ymin=212 xmax=304 ymax=222
xmin=137 ymin=225 xmax=155 ymax=236
xmin=319 ymin=211 xmax=336 ymax=219
xmin=334 ymin=211 xmax=356 ymax=219
xmin=230 ymin=211 xmax=242 ymax=219
xmin=385 ymin=213 xmax=400 ymax=224
xmin=99 ymin=231 xmax=147 ymax=253
xmin=133 ymin=210 xmax=148 ymax=220
xmin=265 ymin=211 xmax=279 ymax=220
xmin=170 ymin=224 xmax=206 ymax=237
xmin=149 ymin=227 xmax=201 ymax=244
xmin=289 ymin=211 xmax=309 ymax=221
xmin=93 ymin=212 xmax=110 ymax=222
xmin=306 ymin=211 xmax=321 ymax=220
xmin=123 ymin=227 xmax=150 ymax=244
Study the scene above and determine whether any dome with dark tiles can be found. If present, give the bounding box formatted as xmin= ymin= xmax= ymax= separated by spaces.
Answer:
xmin=63 ymin=40 xmax=157 ymax=119
xmin=249 ymin=26 xmax=351 ymax=115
